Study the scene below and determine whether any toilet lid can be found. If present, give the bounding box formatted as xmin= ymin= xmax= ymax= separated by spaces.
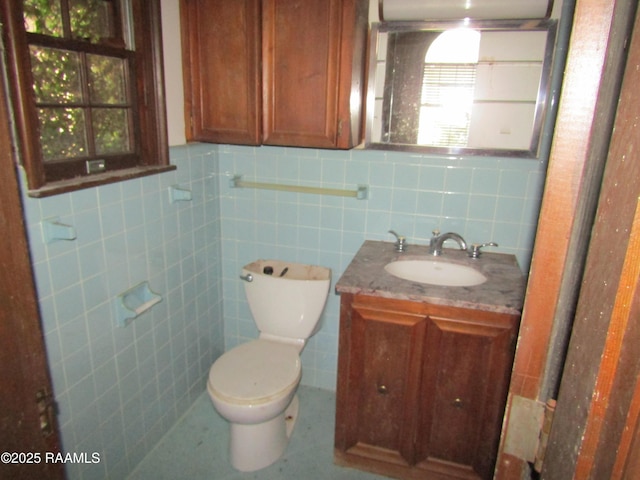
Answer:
xmin=208 ymin=340 xmax=301 ymax=403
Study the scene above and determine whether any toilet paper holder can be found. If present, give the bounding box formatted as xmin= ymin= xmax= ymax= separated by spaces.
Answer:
xmin=115 ymin=281 xmax=162 ymax=327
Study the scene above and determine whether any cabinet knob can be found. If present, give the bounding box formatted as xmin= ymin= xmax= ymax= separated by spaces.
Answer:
xmin=377 ymin=384 xmax=388 ymax=394
xmin=452 ymin=398 xmax=464 ymax=408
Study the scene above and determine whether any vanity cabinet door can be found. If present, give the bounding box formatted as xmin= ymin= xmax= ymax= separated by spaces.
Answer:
xmin=335 ymin=294 xmax=429 ymax=466
xmin=416 ymin=312 xmax=519 ymax=480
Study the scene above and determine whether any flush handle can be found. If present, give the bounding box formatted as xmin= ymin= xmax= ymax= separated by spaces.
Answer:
xmin=239 ymin=273 xmax=253 ymax=282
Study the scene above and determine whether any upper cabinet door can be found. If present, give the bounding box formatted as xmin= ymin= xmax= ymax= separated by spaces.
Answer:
xmin=181 ymin=0 xmax=262 ymax=145
xmin=262 ymin=0 xmax=368 ymax=149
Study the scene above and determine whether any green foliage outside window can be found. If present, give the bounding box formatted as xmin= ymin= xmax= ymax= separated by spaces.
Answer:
xmin=23 ymin=0 xmax=63 ymax=37
xmin=24 ymin=0 xmax=114 ymax=42
xmin=23 ymin=0 xmax=132 ymax=162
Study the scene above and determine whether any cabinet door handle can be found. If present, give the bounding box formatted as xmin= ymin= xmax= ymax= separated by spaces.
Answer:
xmin=452 ymin=398 xmax=464 ymax=408
xmin=377 ymin=384 xmax=388 ymax=394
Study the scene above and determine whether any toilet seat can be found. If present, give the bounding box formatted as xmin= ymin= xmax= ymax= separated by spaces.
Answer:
xmin=208 ymin=340 xmax=301 ymax=405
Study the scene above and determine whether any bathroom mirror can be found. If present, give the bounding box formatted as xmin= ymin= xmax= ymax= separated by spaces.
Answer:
xmin=365 ymin=19 xmax=557 ymax=158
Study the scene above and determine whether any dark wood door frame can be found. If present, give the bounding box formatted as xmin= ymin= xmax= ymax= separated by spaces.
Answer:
xmin=496 ymin=0 xmax=640 ymax=478
xmin=0 ymin=39 xmax=64 ymax=480
xmin=542 ymin=1 xmax=640 ymax=476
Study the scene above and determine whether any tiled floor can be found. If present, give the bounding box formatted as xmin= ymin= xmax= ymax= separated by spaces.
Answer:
xmin=128 ymin=386 xmax=389 ymax=480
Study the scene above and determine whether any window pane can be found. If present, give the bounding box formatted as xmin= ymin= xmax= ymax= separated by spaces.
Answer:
xmin=87 ymin=54 xmax=127 ymax=104
xmin=69 ymin=0 xmax=119 ymax=43
xmin=419 ymin=64 xmax=476 ymax=147
xmin=419 ymin=105 xmax=471 ymax=147
xmin=38 ymin=108 xmax=88 ymax=160
xmin=23 ymin=0 xmax=63 ymax=37
xmin=30 ymin=46 xmax=82 ymax=104
xmin=93 ymin=108 xmax=131 ymax=154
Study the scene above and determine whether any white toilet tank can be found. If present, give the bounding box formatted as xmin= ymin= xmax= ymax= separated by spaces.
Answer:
xmin=242 ymin=260 xmax=331 ymax=341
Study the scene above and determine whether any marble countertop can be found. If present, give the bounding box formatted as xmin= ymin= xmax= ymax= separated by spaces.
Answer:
xmin=336 ymin=240 xmax=526 ymax=315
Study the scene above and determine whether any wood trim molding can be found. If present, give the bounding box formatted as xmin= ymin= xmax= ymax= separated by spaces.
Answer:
xmin=576 ymin=198 xmax=640 ymax=478
xmin=495 ymin=0 xmax=637 ymax=477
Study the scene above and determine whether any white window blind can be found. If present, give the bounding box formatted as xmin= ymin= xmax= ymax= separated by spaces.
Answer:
xmin=419 ymin=63 xmax=477 ymax=147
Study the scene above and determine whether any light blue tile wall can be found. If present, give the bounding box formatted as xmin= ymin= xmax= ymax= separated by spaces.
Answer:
xmin=218 ymin=145 xmax=547 ymax=390
xmin=21 ymin=144 xmax=223 ymax=480
xmin=19 ymin=140 xmax=546 ymax=477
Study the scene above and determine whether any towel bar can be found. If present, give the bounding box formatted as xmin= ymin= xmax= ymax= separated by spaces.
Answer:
xmin=229 ymin=175 xmax=368 ymax=200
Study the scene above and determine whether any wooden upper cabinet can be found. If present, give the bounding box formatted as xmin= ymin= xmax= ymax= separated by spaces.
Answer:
xmin=180 ymin=0 xmax=368 ymax=149
xmin=181 ymin=0 xmax=262 ymax=145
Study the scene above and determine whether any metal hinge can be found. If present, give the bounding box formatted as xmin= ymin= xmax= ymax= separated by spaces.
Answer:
xmin=502 ymin=395 xmax=554 ymax=465
xmin=533 ymin=399 xmax=557 ymax=473
xmin=35 ymin=388 xmax=56 ymax=437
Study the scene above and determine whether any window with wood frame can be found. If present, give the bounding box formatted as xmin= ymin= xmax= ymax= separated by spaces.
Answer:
xmin=0 ymin=0 xmax=173 ymax=197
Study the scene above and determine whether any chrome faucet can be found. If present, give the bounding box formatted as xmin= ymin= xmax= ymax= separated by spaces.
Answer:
xmin=429 ymin=230 xmax=467 ymax=256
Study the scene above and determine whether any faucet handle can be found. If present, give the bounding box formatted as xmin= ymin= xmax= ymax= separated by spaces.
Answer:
xmin=468 ymin=242 xmax=498 ymax=258
xmin=431 ymin=229 xmax=441 ymax=237
xmin=388 ymin=230 xmax=407 ymax=252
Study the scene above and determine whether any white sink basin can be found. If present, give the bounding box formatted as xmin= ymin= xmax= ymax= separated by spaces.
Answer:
xmin=384 ymin=259 xmax=487 ymax=287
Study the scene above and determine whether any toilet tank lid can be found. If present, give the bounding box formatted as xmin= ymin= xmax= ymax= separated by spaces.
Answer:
xmin=208 ymin=340 xmax=301 ymax=402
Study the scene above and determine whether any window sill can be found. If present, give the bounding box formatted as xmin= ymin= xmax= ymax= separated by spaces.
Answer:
xmin=27 ymin=165 xmax=177 ymax=198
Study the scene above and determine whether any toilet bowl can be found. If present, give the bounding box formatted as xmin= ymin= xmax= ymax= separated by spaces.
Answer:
xmin=207 ymin=340 xmax=301 ymax=471
xmin=207 ymin=260 xmax=330 ymax=472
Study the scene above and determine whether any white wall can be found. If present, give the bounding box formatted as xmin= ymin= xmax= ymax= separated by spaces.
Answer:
xmin=161 ymin=0 xmax=186 ymax=146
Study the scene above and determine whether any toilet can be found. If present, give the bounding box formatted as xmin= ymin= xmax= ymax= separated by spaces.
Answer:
xmin=207 ymin=259 xmax=331 ymax=472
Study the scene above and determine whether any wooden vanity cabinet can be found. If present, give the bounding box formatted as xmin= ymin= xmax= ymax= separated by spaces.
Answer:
xmin=335 ymin=293 xmax=520 ymax=480
xmin=180 ymin=0 xmax=368 ymax=149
